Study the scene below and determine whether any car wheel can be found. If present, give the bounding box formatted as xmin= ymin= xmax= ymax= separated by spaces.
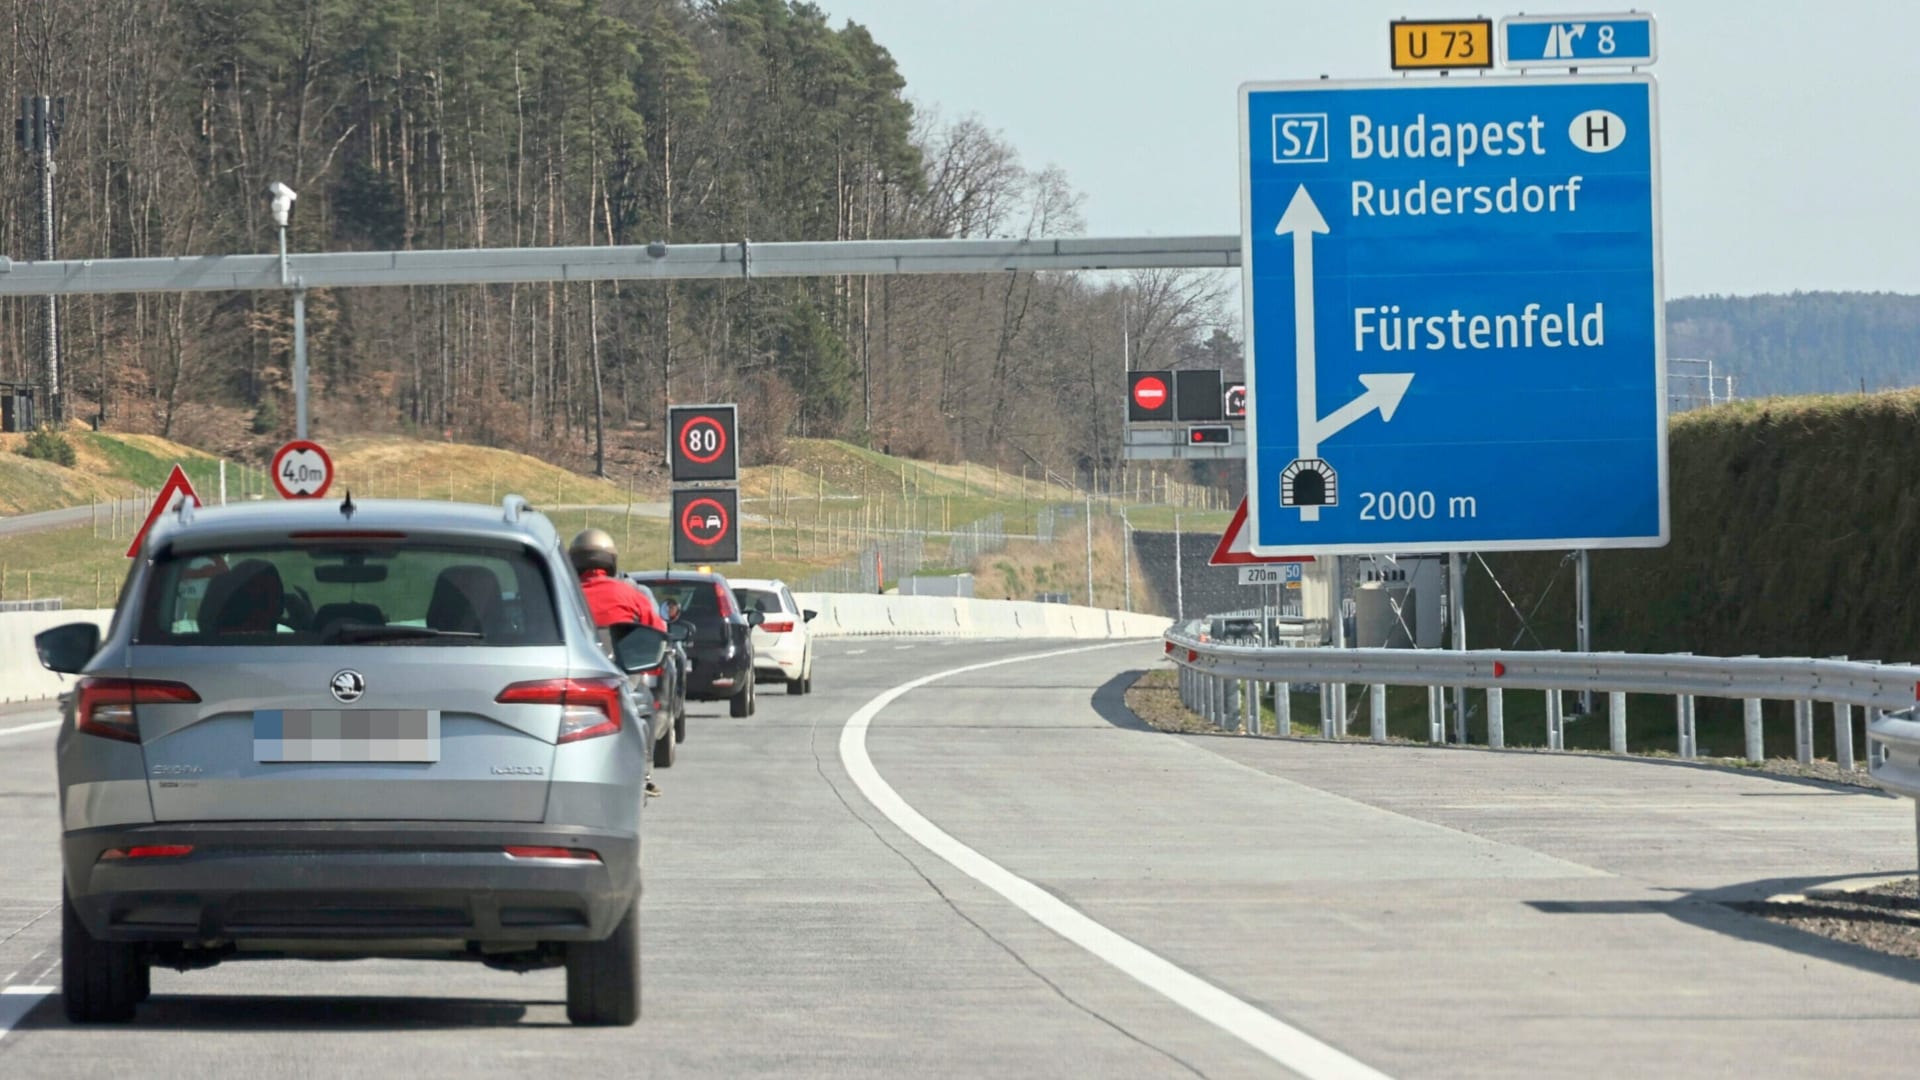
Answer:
xmin=566 ymin=897 xmax=640 ymax=1026
xmin=63 ymin=883 xmax=143 ymax=1023
xmin=673 ymin=705 xmax=686 ymax=743
xmin=652 ymin=718 xmax=677 ymax=768
xmin=786 ymin=670 xmax=805 ymax=695
xmin=729 ymin=679 xmax=752 ymax=717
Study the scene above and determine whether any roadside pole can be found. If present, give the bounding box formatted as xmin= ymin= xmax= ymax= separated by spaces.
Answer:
xmin=1577 ymin=549 xmax=1593 ymax=712
xmin=1451 ymin=552 xmax=1468 ymax=744
xmin=1084 ymin=493 xmax=1094 ymax=606
xmin=1173 ymin=512 xmax=1185 ymax=621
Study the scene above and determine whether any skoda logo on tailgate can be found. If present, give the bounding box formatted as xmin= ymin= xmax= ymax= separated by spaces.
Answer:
xmin=330 ymin=669 xmax=367 ymax=704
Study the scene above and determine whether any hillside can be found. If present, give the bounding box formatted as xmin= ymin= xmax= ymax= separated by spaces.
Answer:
xmin=1470 ymin=389 xmax=1920 ymax=664
xmin=1668 ymin=292 xmax=1920 ymax=397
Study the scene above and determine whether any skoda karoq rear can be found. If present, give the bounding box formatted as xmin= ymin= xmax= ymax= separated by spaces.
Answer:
xmin=36 ymin=495 xmax=652 ymax=1026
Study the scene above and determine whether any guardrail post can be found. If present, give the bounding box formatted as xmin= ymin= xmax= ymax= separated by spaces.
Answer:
xmin=1370 ymin=684 xmax=1387 ymax=743
xmin=1545 ymin=689 xmax=1564 ymax=751
xmin=1487 ymin=687 xmax=1505 ymax=749
xmin=1426 ymin=686 xmax=1443 ymax=743
xmin=1608 ymin=690 xmax=1627 ymax=754
xmin=1743 ymin=698 xmax=1764 ymax=762
xmin=1227 ymin=678 xmax=1244 ymax=733
xmin=1865 ymin=708 xmax=1881 ymax=770
xmin=1794 ymin=699 xmax=1813 ymax=763
xmin=1834 ymin=701 xmax=1855 ymax=771
xmin=1276 ymin=682 xmax=1291 ymax=736
xmin=1675 ymin=694 xmax=1695 ymax=760
xmin=1320 ymin=683 xmax=1335 ymax=739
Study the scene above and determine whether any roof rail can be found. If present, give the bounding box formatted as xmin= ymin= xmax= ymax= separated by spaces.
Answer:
xmin=502 ymin=494 xmax=530 ymax=524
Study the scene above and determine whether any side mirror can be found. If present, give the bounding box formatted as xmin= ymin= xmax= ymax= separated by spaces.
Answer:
xmin=802 ymin=609 xmax=817 ymax=623
xmin=667 ymin=622 xmax=692 ymax=644
xmin=36 ymin=622 xmax=101 ymax=675
xmin=609 ymin=624 xmax=668 ymax=674
xmin=745 ymin=610 xmax=765 ymax=627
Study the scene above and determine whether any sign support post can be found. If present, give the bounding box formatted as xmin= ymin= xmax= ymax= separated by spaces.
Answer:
xmin=1450 ymin=552 xmax=1468 ymax=743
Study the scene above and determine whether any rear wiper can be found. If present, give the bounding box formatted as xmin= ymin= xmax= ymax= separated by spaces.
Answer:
xmin=330 ymin=624 xmax=482 ymax=645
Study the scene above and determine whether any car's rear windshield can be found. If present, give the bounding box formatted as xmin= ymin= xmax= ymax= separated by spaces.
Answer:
xmin=733 ymin=588 xmax=782 ymax=615
xmin=632 ymin=576 xmax=730 ymax=643
xmin=137 ymin=540 xmax=562 ymax=646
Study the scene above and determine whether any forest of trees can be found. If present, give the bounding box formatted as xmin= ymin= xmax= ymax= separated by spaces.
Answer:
xmin=1667 ymin=293 xmax=1920 ymax=399
xmin=0 ymin=0 xmax=1232 ymax=479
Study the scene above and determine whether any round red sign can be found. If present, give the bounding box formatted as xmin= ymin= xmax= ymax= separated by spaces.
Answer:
xmin=680 ymin=498 xmax=729 ymax=546
xmin=678 ymin=415 xmax=728 ymax=465
xmin=1132 ymin=376 xmax=1168 ymax=411
xmin=271 ymin=439 xmax=335 ymax=499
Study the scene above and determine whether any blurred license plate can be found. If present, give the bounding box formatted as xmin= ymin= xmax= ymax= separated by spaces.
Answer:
xmin=253 ymin=710 xmax=440 ymax=763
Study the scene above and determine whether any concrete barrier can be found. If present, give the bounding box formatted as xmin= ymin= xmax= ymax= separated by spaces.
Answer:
xmin=1 ymin=608 xmax=112 ymax=704
xmin=794 ymin=593 xmax=1169 ymax=641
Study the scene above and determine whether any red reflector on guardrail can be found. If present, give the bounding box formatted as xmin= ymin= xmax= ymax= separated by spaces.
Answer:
xmin=1165 ymin=642 xmax=1174 ymax=654
xmin=1493 ymin=661 xmax=1506 ymax=678
xmin=1187 ymin=649 xmax=1197 ymax=662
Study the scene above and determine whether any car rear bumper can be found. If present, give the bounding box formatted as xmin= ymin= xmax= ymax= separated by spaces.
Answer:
xmin=685 ymin=654 xmax=751 ymax=698
xmin=754 ymin=638 xmax=805 ymax=677
xmin=64 ymin=820 xmax=639 ymax=945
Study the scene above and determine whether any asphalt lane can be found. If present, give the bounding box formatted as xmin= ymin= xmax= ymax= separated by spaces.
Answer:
xmin=2 ymin=640 xmax=1919 ymax=1078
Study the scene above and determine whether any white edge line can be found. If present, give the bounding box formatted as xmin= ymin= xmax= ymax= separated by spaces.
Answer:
xmin=0 ymin=719 xmax=60 ymax=739
xmin=838 ymin=640 xmax=1393 ymax=1080
xmin=0 ymin=986 xmax=54 ymax=1043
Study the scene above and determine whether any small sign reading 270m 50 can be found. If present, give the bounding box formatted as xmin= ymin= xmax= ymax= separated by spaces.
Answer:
xmin=1239 ymin=75 xmax=1667 ymax=556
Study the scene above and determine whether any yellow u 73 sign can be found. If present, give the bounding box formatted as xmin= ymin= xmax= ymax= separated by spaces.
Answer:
xmin=1390 ymin=19 xmax=1494 ymax=70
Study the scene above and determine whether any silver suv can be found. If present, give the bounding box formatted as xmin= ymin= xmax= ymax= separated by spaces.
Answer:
xmin=34 ymin=495 xmax=653 ymax=1026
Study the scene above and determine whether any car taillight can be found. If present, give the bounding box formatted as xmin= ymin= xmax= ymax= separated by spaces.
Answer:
xmin=99 ymin=845 xmax=193 ymax=861
xmin=714 ymin=582 xmax=736 ymax=618
xmin=503 ymin=846 xmax=602 ymax=862
xmin=496 ymin=677 xmax=625 ymax=743
xmin=74 ymin=677 xmax=199 ymax=744
xmin=760 ymin=619 xmax=794 ymax=634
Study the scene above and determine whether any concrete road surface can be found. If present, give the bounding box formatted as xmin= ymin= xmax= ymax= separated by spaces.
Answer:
xmin=1 ymin=639 xmax=1917 ymax=1078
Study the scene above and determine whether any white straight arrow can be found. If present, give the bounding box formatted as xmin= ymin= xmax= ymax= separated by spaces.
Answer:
xmin=1274 ymin=185 xmax=1415 ymax=522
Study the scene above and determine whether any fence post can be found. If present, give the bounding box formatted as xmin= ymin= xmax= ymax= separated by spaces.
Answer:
xmin=1546 ymin=689 xmax=1564 ymax=751
xmin=1370 ymin=684 xmax=1387 ymax=743
xmin=1743 ymin=698 xmax=1764 ymax=762
xmin=1608 ymin=691 xmax=1627 ymax=754
xmin=1675 ymin=695 xmax=1695 ymax=759
xmin=1834 ymin=702 xmax=1855 ymax=771
xmin=1487 ymin=687 xmax=1505 ymax=749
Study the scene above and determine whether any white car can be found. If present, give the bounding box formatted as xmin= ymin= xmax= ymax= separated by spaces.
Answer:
xmin=727 ymin=578 xmax=815 ymax=695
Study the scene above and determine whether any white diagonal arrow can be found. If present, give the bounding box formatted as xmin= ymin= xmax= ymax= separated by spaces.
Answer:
xmin=1274 ymin=184 xmax=1415 ymax=521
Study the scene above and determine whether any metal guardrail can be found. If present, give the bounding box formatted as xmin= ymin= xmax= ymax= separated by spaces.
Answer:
xmin=1165 ymin=626 xmax=1920 ymax=767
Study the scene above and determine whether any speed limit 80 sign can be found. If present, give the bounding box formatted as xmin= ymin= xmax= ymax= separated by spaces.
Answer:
xmin=668 ymin=404 xmax=739 ymax=482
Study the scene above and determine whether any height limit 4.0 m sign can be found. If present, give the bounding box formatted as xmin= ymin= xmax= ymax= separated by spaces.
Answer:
xmin=1239 ymin=75 xmax=1666 ymax=556
xmin=672 ymin=487 xmax=739 ymax=564
xmin=668 ymin=404 xmax=739 ymax=483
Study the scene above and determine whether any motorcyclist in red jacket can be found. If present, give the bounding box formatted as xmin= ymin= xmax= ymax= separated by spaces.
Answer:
xmin=569 ymin=528 xmax=664 ymax=797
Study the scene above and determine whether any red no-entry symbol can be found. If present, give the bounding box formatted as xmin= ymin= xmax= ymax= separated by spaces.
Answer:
xmin=680 ymin=498 xmax=729 ymax=546
xmin=1133 ymin=376 xmax=1168 ymax=411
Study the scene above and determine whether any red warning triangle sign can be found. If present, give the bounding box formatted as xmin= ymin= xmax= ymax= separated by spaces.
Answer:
xmin=1208 ymin=498 xmax=1314 ymax=566
xmin=126 ymin=464 xmax=202 ymax=558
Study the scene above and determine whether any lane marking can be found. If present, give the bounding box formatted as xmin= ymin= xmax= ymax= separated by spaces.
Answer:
xmin=0 ymin=719 xmax=59 ymax=739
xmin=839 ymin=642 xmax=1391 ymax=1080
xmin=846 ymin=649 xmax=868 ymax=656
xmin=0 ymin=986 xmax=54 ymax=1043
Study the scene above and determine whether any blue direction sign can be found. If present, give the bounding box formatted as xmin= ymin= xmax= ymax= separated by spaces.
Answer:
xmin=1239 ymin=75 xmax=1665 ymax=556
xmin=1501 ymin=13 xmax=1657 ymax=68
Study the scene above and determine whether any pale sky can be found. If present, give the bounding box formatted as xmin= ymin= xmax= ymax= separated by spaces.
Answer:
xmin=823 ymin=0 xmax=1917 ymax=298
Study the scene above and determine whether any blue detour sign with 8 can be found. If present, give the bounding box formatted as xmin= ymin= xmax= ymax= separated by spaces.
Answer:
xmin=1239 ymin=75 xmax=1666 ymax=556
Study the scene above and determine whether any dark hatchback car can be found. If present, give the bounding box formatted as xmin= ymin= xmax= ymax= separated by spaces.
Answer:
xmin=627 ymin=571 xmax=761 ymax=718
